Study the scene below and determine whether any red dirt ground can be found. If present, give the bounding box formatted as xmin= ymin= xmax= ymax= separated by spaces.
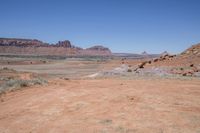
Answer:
xmin=0 ymin=79 xmax=200 ymax=133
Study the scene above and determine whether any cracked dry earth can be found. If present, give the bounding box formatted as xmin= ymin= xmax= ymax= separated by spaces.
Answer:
xmin=0 ymin=79 xmax=200 ymax=133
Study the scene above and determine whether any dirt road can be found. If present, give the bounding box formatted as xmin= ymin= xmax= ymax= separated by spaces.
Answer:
xmin=0 ymin=79 xmax=200 ymax=133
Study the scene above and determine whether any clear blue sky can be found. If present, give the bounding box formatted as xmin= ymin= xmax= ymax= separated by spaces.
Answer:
xmin=0 ymin=0 xmax=200 ymax=54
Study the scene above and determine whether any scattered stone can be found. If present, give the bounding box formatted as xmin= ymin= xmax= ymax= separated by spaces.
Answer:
xmin=182 ymin=73 xmax=187 ymax=76
xmin=192 ymin=67 xmax=199 ymax=72
xmin=153 ymin=58 xmax=158 ymax=62
xmin=193 ymin=72 xmax=200 ymax=77
xmin=64 ymin=78 xmax=70 ymax=80
xmin=138 ymin=61 xmax=147 ymax=69
xmin=148 ymin=61 xmax=151 ymax=64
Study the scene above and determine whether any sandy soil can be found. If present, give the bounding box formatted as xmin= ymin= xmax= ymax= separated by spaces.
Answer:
xmin=0 ymin=56 xmax=200 ymax=133
xmin=0 ymin=57 xmax=119 ymax=79
xmin=0 ymin=78 xmax=200 ymax=133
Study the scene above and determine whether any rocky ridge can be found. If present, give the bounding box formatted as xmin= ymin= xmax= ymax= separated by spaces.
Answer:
xmin=181 ymin=43 xmax=200 ymax=57
xmin=0 ymin=38 xmax=111 ymax=56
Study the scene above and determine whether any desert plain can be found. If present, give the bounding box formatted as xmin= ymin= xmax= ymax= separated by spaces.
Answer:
xmin=0 ymin=47 xmax=200 ymax=133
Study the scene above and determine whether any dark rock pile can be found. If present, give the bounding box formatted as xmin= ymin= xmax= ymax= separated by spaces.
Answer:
xmin=153 ymin=54 xmax=176 ymax=62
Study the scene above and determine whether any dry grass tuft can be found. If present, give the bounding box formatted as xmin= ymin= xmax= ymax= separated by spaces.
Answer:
xmin=0 ymin=78 xmax=48 ymax=94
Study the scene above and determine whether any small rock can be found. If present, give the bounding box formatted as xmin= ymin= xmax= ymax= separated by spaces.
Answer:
xmin=148 ymin=61 xmax=151 ymax=64
xmin=138 ymin=61 xmax=147 ymax=69
xmin=1 ymin=99 xmax=4 ymax=102
xmin=64 ymin=78 xmax=70 ymax=80
xmin=153 ymin=58 xmax=158 ymax=62
xmin=182 ymin=73 xmax=187 ymax=76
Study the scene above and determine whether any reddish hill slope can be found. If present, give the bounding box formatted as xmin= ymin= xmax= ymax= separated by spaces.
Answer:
xmin=181 ymin=43 xmax=200 ymax=57
xmin=145 ymin=43 xmax=200 ymax=67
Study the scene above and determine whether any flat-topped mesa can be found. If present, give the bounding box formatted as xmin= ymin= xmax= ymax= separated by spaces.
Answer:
xmin=86 ymin=45 xmax=110 ymax=51
xmin=83 ymin=45 xmax=112 ymax=55
xmin=0 ymin=38 xmax=46 ymax=47
xmin=0 ymin=38 xmax=112 ymax=56
xmin=0 ymin=38 xmax=75 ymax=48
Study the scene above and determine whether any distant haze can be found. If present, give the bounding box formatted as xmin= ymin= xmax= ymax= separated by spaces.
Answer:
xmin=0 ymin=0 xmax=200 ymax=54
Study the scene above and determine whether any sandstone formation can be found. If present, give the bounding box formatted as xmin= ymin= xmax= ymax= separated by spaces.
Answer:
xmin=0 ymin=38 xmax=46 ymax=47
xmin=181 ymin=43 xmax=200 ymax=57
xmin=133 ymin=43 xmax=200 ymax=77
xmin=80 ymin=45 xmax=111 ymax=56
xmin=0 ymin=38 xmax=111 ymax=56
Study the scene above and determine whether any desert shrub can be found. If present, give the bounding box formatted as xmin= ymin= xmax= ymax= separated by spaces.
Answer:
xmin=99 ymin=119 xmax=112 ymax=125
xmin=20 ymin=81 xmax=29 ymax=87
xmin=31 ymin=77 xmax=48 ymax=85
xmin=127 ymin=69 xmax=132 ymax=72
xmin=0 ymin=67 xmax=16 ymax=72
xmin=0 ymin=80 xmax=27 ymax=93
xmin=0 ymin=77 xmax=12 ymax=81
xmin=0 ymin=78 xmax=48 ymax=94
xmin=2 ymin=67 xmax=9 ymax=70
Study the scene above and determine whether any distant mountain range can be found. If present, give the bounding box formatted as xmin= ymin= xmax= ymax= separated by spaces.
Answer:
xmin=112 ymin=53 xmax=160 ymax=59
xmin=0 ymin=38 xmax=111 ymax=56
xmin=0 ymin=37 xmax=175 ymax=58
